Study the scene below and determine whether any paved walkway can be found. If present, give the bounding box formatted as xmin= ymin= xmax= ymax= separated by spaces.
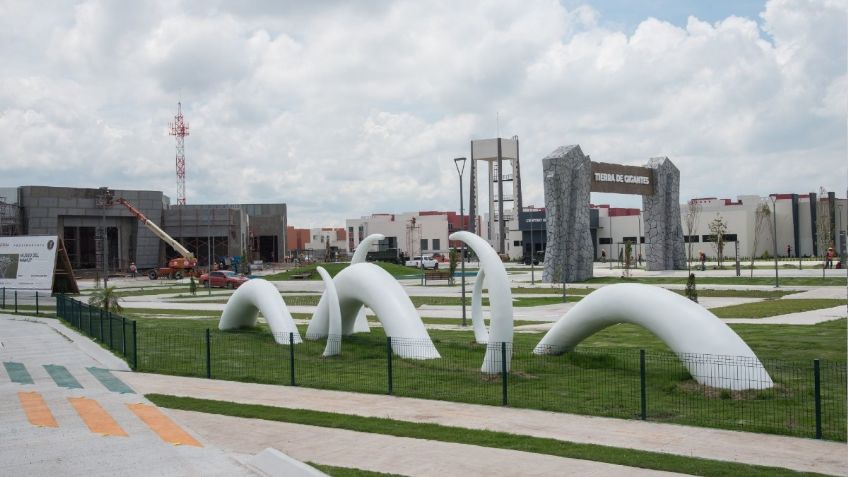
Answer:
xmin=724 ymin=306 xmax=847 ymax=325
xmin=120 ymin=373 xmax=848 ymax=476
xmin=0 ymin=315 xmax=253 ymax=476
xmin=174 ymin=409 xmax=688 ymax=477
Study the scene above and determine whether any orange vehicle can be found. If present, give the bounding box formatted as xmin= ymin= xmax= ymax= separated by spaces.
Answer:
xmin=116 ymin=198 xmax=198 ymax=280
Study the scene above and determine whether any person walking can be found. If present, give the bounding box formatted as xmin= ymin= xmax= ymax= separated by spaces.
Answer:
xmin=826 ymin=247 xmax=834 ymax=268
xmin=129 ymin=262 xmax=137 ymax=279
xmin=786 ymin=244 xmax=792 ymax=258
xmin=600 ymin=249 xmax=607 ymax=263
xmin=699 ymin=250 xmax=706 ymax=271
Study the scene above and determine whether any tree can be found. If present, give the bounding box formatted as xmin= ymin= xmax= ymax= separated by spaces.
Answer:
xmin=623 ymin=240 xmax=633 ymax=278
xmin=684 ymin=201 xmax=702 ymax=272
xmin=88 ymin=286 xmax=123 ymax=314
xmin=685 ymin=273 xmax=698 ymax=303
xmin=750 ymin=201 xmax=772 ymax=278
xmin=448 ymin=247 xmax=459 ymax=286
xmin=708 ymin=214 xmax=727 ymax=268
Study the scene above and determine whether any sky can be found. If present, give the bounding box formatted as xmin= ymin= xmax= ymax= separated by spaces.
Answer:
xmin=0 ymin=0 xmax=845 ymax=228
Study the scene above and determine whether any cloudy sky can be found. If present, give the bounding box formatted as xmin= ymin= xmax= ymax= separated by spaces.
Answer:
xmin=1 ymin=0 xmax=845 ymax=227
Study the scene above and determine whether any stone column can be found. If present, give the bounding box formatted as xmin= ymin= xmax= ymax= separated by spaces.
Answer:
xmin=642 ymin=157 xmax=686 ymax=270
xmin=542 ymin=145 xmax=593 ymax=283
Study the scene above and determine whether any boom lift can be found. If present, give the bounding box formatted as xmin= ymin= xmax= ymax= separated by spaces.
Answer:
xmin=116 ymin=198 xmax=198 ymax=280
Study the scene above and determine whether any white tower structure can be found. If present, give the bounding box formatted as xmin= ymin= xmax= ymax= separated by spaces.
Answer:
xmin=469 ymin=137 xmax=523 ymax=258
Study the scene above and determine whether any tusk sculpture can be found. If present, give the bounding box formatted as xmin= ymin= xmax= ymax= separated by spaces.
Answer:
xmin=449 ymin=231 xmax=513 ymax=373
xmin=316 ymin=266 xmax=342 ymax=356
xmin=534 ymin=283 xmax=773 ymax=390
xmin=471 ymin=268 xmax=489 ymax=344
xmin=218 ymin=279 xmax=302 ymax=344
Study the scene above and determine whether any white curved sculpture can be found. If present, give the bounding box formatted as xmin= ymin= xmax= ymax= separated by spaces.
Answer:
xmin=449 ymin=231 xmax=513 ymax=373
xmin=308 ymin=234 xmax=384 ymax=337
xmin=309 ymin=262 xmax=439 ymax=359
xmin=471 ymin=268 xmax=489 ymax=344
xmin=219 ymin=279 xmax=302 ymax=345
xmin=534 ymin=284 xmax=773 ymax=390
xmin=316 ymin=267 xmax=342 ymax=356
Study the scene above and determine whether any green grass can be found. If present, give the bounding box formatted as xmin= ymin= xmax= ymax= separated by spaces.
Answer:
xmin=585 ymin=276 xmax=847 ymax=286
xmin=710 ymin=299 xmax=847 ymax=319
xmin=265 ymin=262 xmax=419 ymax=281
xmin=147 ymin=394 xmax=836 ymax=477
xmin=129 ymin=314 xmax=847 ymax=441
xmin=311 ymin=464 xmax=404 ymax=477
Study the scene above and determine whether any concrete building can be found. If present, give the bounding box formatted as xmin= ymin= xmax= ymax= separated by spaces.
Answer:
xmin=346 ymin=211 xmax=473 ymax=258
xmin=2 ymin=186 xmax=287 ymax=271
xmin=519 ymin=192 xmax=847 ymax=263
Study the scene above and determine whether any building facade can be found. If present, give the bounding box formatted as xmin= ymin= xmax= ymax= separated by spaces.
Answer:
xmin=2 ymin=186 xmax=287 ymax=271
xmin=345 ymin=211 xmax=473 ymax=258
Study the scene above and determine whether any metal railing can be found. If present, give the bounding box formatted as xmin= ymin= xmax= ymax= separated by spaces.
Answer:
xmin=0 ymin=288 xmax=50 ymax=315
xmin=55 ymin=295 xmax=137 ymax=369
xmin=129 ymin=324 xmax=846 ymax=441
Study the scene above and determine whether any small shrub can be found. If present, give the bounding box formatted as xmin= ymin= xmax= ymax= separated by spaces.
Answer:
xmin=685 ymin=273 xmax=698 ymax=303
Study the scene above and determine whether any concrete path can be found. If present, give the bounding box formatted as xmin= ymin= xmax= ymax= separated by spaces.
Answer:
xmin=724 ymin=306 xmax=847 ymax=325
xmin=174 ymin=409 xmax=688 ymax=477
xmin=0 ymin=316 xmax=254 ymax=476
xmin=120 ymin=373 xmax=848 ymax=476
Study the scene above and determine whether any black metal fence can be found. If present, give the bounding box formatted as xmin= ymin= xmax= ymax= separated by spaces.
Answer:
xmin=56 ymin=295 xmax=137 ymax=367
xmin=53 ymin=296 xmax=846 ymax=441
xmin=0 ymin=288 xmax=51 ymax=315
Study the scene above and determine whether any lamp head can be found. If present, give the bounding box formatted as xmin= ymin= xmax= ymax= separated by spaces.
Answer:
xmin=454 ymin=157 xmax=467 ymax=175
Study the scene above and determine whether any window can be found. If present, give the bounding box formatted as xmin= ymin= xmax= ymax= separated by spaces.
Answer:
xmin=432 ymin=239 xmax=441 ymax=251
xmin=513 ymin=240 xmax=521 ymax=246
xmin=622 ymin=236 xmax=637 ymax=243
xmin=724 ymin=234 xmax=737 ymax=242
xmin=684 ymin=235 xmax=700 ymax=243
xmin=420 ymin=239 xmax=428 ymax=251
xmin=598 ymin=237 xmax=612 ymax=245
xmin=702 ymin=235 xmax=715 ymax=242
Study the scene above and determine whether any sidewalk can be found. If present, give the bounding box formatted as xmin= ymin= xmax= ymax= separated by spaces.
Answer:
xmin=119 ymin=372 xmax=848 ymax=476
xmin=0 ymin=316 xmax=253 ymax=476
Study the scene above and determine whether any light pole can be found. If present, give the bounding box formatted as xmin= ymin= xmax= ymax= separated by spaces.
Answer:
xmin=454 ymin=157 xmax=468 ymax=327
xmin=769 ymin=195 xmax=779 ymax=287
xmin=529 ymin=208 xmax=535 ymax=285
xmin=96 ymin=187 xmax=113 ymax=288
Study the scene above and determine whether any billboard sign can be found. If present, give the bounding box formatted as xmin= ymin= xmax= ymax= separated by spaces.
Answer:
xmin=0 ymin=236 xmax=58 ymax=290
xmin=590 ymin=162 xmax=655 ymax=195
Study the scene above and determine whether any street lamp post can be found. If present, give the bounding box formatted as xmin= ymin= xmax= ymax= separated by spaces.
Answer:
xmin=454 ymin=157 xmax=468 ymax=327
xmin=530 ymin=209 xmax=535 ymax=286
xmin=769 ymin=195 xmax=779 ymax=288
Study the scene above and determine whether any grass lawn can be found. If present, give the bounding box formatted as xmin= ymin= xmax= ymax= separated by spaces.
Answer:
xmin=585 ymin=276 xmax=847 ymax=286
xmin=311 ymin=464 xmax=403 ymax=477
xmin=264 ymin=262 xmax=419 ymax=281
xmin=128 ymin=313 xmax=846 ymax=441
xmin=148 ymin=394 xmax=836 ymax=477
xmin=710 ymin=299 xmax=847 ymax=318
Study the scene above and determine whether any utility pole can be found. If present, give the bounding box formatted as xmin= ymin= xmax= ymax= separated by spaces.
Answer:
xmin=454 ymin=158 xmax=467 ymax=327
xmin=770 ymin=195 xmax=779 ymax=288
xmin=96 ymin=187 xmax=114 ymax=288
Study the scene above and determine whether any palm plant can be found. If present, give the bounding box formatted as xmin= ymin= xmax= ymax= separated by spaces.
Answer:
xmin=88 ymin=286 xmax=123 ymax=313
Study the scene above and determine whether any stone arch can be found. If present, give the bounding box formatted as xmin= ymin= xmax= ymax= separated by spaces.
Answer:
xmin=533 ymin=284 xmax=773 ymax=390
xmin=219 ymin=279 xmax=302 ymax=344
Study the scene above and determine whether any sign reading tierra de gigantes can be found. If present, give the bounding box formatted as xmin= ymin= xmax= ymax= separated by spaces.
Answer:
xmin=590 ymin=162 xmax=655 ymax=195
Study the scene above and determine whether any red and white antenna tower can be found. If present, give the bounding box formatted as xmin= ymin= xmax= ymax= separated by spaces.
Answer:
xmin=169 ymin=102 xmax=190 ymax=205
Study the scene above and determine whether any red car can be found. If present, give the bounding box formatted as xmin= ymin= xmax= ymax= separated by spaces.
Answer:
xmin=200 ymin=271 xmax=249 ymax=289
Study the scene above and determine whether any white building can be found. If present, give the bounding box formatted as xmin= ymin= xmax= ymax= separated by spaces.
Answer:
xmin=345 ymin=211 xmax=472 ymax=258
xmin=590 ymin=193 xmax=848 ymax=261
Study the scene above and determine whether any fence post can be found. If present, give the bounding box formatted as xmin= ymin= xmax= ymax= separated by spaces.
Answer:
xmin=1 ymin=287 xmax=4 ymax=309
xmin=501 ymin=342 xmax=508 ymax=406
xmin=108 ymin=312 xmax=113 ymax=349
xmin=88 ymin=305 xmax=93 ymax=336
xmin=35 ymin=291 xmax=39 ymax=315
xmin=640 ymin=349 xmax=647 ymax=420
xmin=14 ymin=290 xmax=17 ymax=314
xmin=814 ymin=359 xmax=822 ymax=439
xmin=131 ymin=320 xmax=138 ymax=370
xmin=205 ymin=328 xmax=212 ymax=379
xmin=99 ymin=309 xmax=104 ymax=341
xmin=289 ymin=332 xmax=296 ymax=386
xmin=121 ymin=316 xmax=127 ymax=356
xmin=386 ymin=336 xmax=393 ymax=395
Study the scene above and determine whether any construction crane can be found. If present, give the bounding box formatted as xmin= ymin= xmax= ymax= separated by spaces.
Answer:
xmin=116 ymin=198 xmax=198 ymax=280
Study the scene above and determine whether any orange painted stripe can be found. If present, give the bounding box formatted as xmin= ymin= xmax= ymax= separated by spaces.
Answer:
xmin=18 ymin=392 xmax=58 ymax=428
xmin=68 ymin=397 xmax=127 ymax=437
xmin=127 ymin=403 xmax=202 ymax=447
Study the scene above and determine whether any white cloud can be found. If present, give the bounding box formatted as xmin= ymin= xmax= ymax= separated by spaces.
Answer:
xmin=0 ymin=0 xmax=844 ymax=227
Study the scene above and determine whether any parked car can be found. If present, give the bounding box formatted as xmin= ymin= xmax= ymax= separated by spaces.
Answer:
xmin=199 ymin=270 xmax=249 ymax=289
xmin=405 ymin=255 xmax=438 ymax=269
